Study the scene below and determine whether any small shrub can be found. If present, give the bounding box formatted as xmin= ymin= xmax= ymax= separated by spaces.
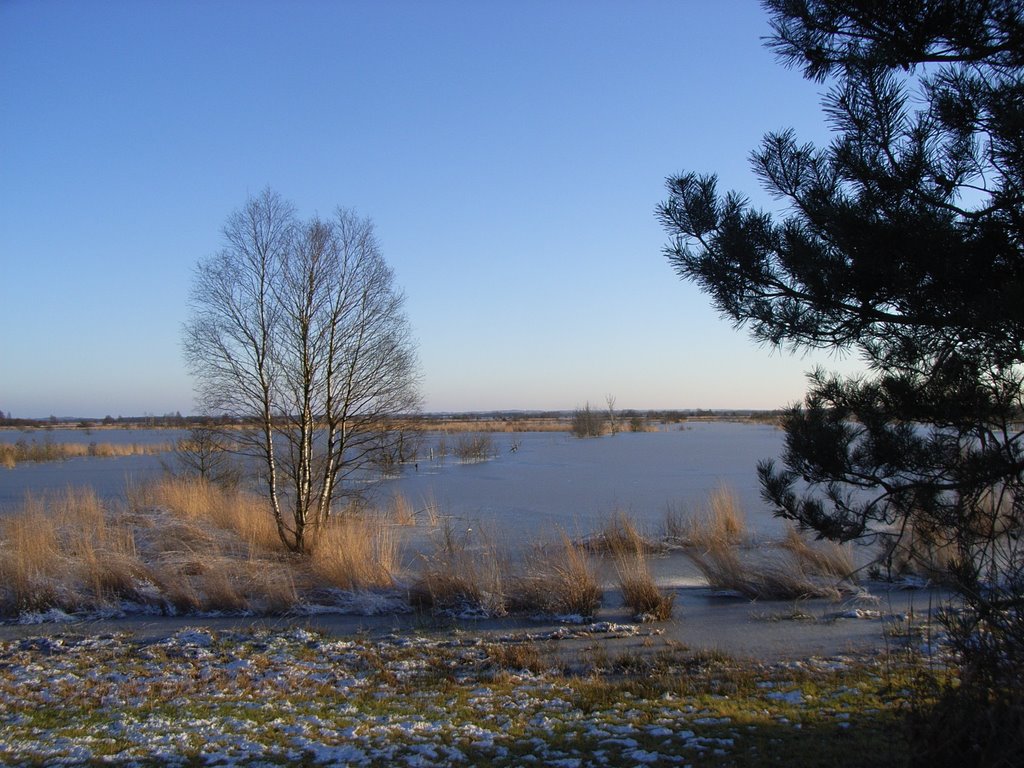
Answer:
xmin=453 ymin=433 xmax=496 ymax=462
xmin=165 ymin=427 xmax=241 ymax=488
xmin=570 ymin=403 xmax=607 ymax=438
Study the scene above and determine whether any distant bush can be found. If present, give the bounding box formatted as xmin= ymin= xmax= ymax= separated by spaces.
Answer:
xmin=165 ymin=427 xmax=241 ymax=488
xmin=453 ymin=433 xmax=497 ymax=462
xmin=570 ymin=403 xmax=606 ymax=438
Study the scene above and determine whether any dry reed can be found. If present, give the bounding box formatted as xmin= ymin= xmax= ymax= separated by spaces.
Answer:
xmin=585 ymin=510 xmax=664 ymax=554
xmin=781 ymin=525 xmax=856 ymax=579
xmin=686 ymin=539 xmax=845 ymax=600
xmin=129 ymin=476 xmax=279 ymax=554
xmin=412 ymin=522 xmax=509 ymax=616
xmin=679 ymin=488 xmax=858 ymax=600
xmin=0 ymin=440 xmax=170 ymax=467
xmin=0 ymin=477 xmax=409 ymax=617
xmin=309 ymin=513 xmax=401 ymax=591
xmin=512 ymin=534 xmax=603 ymax=618
xmin=609 ymin=534 xmax=675 ymax=621
xmin=686 ymin=486 xmax=747 ymax=548
xmin=385 ymin=491 xmax=440 ymax=527
xmin=0 ymin=488 xmax=149 ymax=615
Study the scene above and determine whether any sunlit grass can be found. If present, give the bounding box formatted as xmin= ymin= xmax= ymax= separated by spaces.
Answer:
xmin=0 ymin=440 xmax=171 ymax=467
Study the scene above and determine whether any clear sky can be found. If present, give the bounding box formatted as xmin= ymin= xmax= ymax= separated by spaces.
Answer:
xmin=0 ymin=0 xmax=864 ymax=418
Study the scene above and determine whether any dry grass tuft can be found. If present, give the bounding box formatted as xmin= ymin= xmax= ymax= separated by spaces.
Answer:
xmin=512 ymin=534 xmax=603 ymax=618
xmin=0 ymin=508 xmax=64 ymax=612
xmin=585 ymin=510 xmax=665 ymax=554
xmin=686 ymin=486 xmax=747 ymax=548
xmin=0 ymin=478 xmax=406 ymax=617
xmin=613 ymin=547 xmax=676 ymax=621
xmin=309 ymin=513 xmax=401 ymax=591
xmin=484 ymin=641 xmax=546 ymax=674
xmin=0 ymin=488 xmax=150 ymax=615
xmin=412 ymin=522 xmax=509 ymax=616
xmin=385 ymin=491 xmax=440 ymax=527
xmin=676 ymin=489 xmax=859 ymax=601
xmin=130 ymin=476 xmax=280 ymax=554
xmin=687 ymin=538 xmax=847 ymax=600
xmin=781 ymin=525 xmax=856 ymax=579
xmin=876 ymin=522 xmax=959 ymax=582
xmin=388 ymin=492 xmax=418 ymax=526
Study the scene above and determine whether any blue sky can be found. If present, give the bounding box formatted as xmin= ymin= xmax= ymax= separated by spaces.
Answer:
xmin=0 ymin=0 xmax=863 ymax=418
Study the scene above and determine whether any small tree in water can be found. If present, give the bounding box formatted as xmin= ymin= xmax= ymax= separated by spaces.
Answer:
xmin=571 ymin=402 xmax=606 ymax=438
xmin=166 ymin=426 xmax=241 ymax=489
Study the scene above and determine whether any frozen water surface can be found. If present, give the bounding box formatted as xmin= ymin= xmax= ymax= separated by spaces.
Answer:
xmin=374 ymin=422 xmax=787 ymax=544
xmin=0 ymin=422 xmax=787 ymax=542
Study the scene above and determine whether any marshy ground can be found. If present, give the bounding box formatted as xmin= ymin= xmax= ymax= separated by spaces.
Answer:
xmin=0 ymin=619 xmax=946 ymax=767
xmin=0 ymin=474 xmax=955 ymax=766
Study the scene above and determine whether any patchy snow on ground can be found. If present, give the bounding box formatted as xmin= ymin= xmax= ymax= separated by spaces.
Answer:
xmin=0 ymin=623 xmax=935 ymax=766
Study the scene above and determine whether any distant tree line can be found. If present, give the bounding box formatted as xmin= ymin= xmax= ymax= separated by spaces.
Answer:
xmin=0 ymin=412 xmax=235 ymax=429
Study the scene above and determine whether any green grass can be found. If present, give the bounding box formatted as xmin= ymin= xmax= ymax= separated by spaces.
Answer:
xmin=0 ymin=626 xmax=942 ymax=767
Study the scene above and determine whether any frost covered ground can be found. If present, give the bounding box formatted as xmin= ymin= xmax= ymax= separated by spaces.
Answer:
xmin=0 ymin=621 xmax=939 ymax=767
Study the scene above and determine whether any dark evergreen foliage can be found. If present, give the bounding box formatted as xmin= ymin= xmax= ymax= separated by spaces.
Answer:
xmin=659 ymin=3 xmax=1023 ymax=762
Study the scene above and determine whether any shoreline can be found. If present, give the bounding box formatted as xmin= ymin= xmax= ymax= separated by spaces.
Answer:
xmin=0 ymin=582 xmax=948 ymax=664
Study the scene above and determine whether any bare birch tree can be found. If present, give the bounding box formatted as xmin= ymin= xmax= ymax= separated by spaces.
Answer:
xmin=184 ymin=189 xmax=420 ymax=552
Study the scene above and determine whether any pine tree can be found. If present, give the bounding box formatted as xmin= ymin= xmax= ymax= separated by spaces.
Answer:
xmin=659 ymin=3 xmax=1023 ymax=761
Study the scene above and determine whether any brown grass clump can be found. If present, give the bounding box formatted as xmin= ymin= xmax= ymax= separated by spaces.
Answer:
xmin=129 ymin=476 xmax=279 ymax=554
xmin=512 ymin=534 xmax=603 ymax=618
xmin=385 ymin=491 xmax=440 ymax=527
xmin=388 ymin=492 xmax=418 ymax=526
xmin=585 ymin=510 xmax=665 ymax=554
xmin=0 ymin=478 xmax=401 ymax=618
xmin=876 ymin=521 xmax=959 ymax=582
xmin=309 ymin=513 xmax=401 ymax=591
xmin=484 ymin=641 xmax=546 ymax=675
xmin=685 ymin=486 xmax=747 ymax=548
xmin=0 ymin=507 xmax=64 ymax=612
xmin=678 ymin=488 xmax=857 ymax=600
xmin=594 ymin=512 xmax=675 ymax=621
xmin=412 ymin=522 xmax=510 ymax=616
xmin=781 ymin=525 xmax=856 ymax=579
xmin=687 ymin=538 xmax=847 ymax=600
xmin=0 ymin=488 xmax=150 ymax=615
xmin=612 ymin=546 xmax=675 ymax=621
